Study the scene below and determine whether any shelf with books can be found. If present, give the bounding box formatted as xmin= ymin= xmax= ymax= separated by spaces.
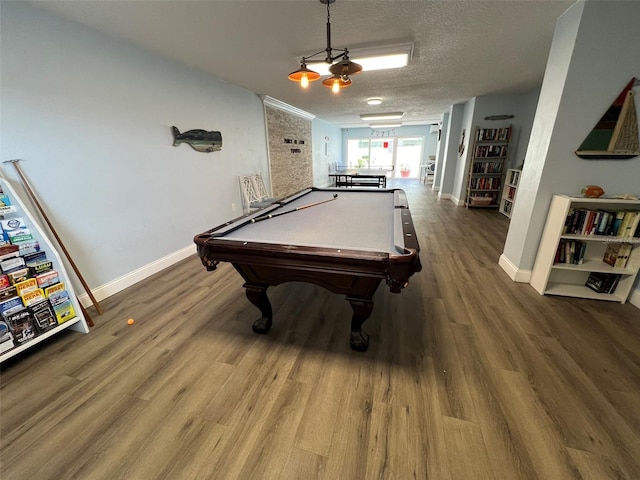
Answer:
xmin=466 ymin=125 xmax=512 ymax=208
xmin=530 ymin=194 xmax=640 ymax=303
xmin=0 ymin=177 xmax=89 ymax=363
xmin=499 ymin=169 xmax=521 ymax=218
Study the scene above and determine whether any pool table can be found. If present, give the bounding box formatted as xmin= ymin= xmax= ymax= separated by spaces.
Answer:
xmin=194 ymin=187 xmax=421 ymax=351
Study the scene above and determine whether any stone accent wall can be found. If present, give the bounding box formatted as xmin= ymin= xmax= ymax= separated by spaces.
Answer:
xmin=266 ymin=106 xmax=313 ymax=198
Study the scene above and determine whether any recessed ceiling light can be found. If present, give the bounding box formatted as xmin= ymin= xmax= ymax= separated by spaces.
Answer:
xmin=360 ymin=112 xmax=404 ymax=121
xmin=367 ymin=97 xmax=382 ymax=106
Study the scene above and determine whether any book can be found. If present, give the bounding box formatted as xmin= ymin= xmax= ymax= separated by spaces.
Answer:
xmin=626 ymin=212 xmax=640 ymax=238
xmin=606 ymin=274 xmax=621 ymax=294
xmin=0 ymin=320 xmax=15 ymax=353
xmin=27 ymin=260 xmax=53 ymax=276
xmin=4 ymin=307 xmax=37 ymax=344
xmin=0 ymin=256 xmax=25 ymax=274
xmin=22 ymin=251 xmax=47 ymax=265
xmin=7 ymin=268 xmax=29 ymax=285
xmin=48 ymin=289 xmax=70 ymax=307
xmin=8 ymin=232 xmax=33 ymax=245
xmin=0 ymin=244 xmax=20 ymax=262
xmin=610 ymin=210 xmax=626 ymax=236
xmin=603 ymin=243 xmax=621 ymax=267
xmin=21 ymin=288 xmax=45 ymax=307
xmin=0 ymin=217 xmax=28 ymax=236
xmin=0 ymin=295 xmax=23 ymax=316
xmin=18 ymin=240 xmax=40 ymax=256
xmin=577 ymin=241 xmax=587 ymax=265
xmin=53 ymin=300 xmax=75 ymax=324
xmin=595 ymin=211 xmax=611 ymax=235
xmin=14 ymin=278 xmax=38 ymax=297
xmin=585 ymin=272 xmax=608 ymax=292
xmin=44 ymin=282 xmax=65 ymax=298
xmin=585 ymin=272 xmax=622 ymax=294
xmin=35 ymin=271 xmax=59 ymax=289
xmin=29 ymin=299 xmax=57 ymax=332
xmin=0 ymin=286 xmax=17 ymax=302
xmin=615 ymin=243 xmax=633 ymax=268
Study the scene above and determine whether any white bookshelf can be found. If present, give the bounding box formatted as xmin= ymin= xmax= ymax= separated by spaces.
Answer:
xmin=499 ymin=169 xmax=521 ymax=218
xmin=0 ymin=177 xmax=89 ymax=363
xmin=530 ymin=194 xmax=640 ymax=303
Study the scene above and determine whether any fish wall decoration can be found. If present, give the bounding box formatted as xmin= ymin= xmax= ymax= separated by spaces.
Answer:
xmin=172 ymin=126 xmax=222 ymax=153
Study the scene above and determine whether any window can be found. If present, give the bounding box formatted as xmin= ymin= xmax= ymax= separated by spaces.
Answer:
xmin=347 ymin=138 xmax=394 ymax=169
xmin=346 ymin=136 xmax=424 ymax=177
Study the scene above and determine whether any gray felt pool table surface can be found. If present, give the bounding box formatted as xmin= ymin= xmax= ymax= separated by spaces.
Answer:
xmin=215 ymin=189 xmax=407 ymax=253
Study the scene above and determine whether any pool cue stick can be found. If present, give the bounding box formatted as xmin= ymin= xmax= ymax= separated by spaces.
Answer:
xmin=4 ymin=159 xmax=104 ymax=315
xmin=251 ymin=193 xmax=338 ymax=223
xmin=78 ymin=297 xmax=95 ymax=327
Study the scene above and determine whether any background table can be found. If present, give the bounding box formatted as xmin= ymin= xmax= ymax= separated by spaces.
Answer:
xmin=329 ymin=169 xmax=388 ymax=188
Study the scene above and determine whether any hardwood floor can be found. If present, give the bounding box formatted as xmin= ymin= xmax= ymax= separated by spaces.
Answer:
xmin=2 ymin=179 xmax=640 ymax=479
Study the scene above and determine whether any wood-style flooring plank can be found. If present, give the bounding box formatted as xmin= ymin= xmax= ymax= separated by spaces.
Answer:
xmin=2 ymin=179 xmax=640 ymax=480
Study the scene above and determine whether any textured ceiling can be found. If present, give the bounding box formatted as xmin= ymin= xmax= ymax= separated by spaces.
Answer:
xmin=30 ymin=0 xmax=576 ymax=128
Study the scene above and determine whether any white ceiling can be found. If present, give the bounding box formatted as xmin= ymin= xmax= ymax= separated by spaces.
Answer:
xmin=30 ymin=0 xmax=576 ymax=128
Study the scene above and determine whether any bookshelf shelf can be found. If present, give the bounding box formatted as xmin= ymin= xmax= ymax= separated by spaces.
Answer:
xmin=499 ymin=169 xmax=521 ymax=218
xmin=0 ymin=177 xmax=89 ymax=363
xmin=465 ymin=126 xmax=512 ymax=208
xmin=530 ymin=194 xmax=640 ymax=303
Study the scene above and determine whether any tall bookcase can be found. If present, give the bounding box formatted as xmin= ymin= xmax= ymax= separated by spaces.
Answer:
xmin=530 ymin=194 xmax=640 ymax=303
xmin=499 ymin=169 xmax=521 ymax=218
xmin=0 ymin=177 xmax=89 ymax=363
xmin=465 ymin=126 xmax=512 ymax=208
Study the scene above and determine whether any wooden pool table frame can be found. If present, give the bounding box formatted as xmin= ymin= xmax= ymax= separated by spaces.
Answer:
xmin=194 ymin=187 xmax=421 ymax=351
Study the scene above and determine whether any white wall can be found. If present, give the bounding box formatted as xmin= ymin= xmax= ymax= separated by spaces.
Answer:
xmin=439 ymin=104 xmax=465 ymax=201
xmin=312 ymin=118 xmax=342 ymax=187
xmin=501 ymin=0 xmax=640 ymax=304
xmin=431 ymin=112 xmax=448 ymax=192
xmin=503 ymin=0 xmax=640 ymax=266
xmin=451 ymin=90 xmax=543 ymax=206
xmin=451 ymin=98 xmax=477 ymax=205
xmin=0 ymin=2 xmax=270 ymax=299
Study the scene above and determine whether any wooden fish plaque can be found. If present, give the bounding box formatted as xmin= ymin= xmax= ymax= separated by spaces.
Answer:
xmin=172 ymin=126 xmax=222 ymax=153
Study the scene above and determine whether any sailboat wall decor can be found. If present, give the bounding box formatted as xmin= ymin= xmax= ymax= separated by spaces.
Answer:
xmin=575 ymin=77 xmax=640 ymax=160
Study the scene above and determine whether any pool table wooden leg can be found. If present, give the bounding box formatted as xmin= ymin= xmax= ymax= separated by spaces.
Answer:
xmin=346 ymin=297 xmax=373 ymax=352
xmin=244 ymin=284 xmax=273 ymax=334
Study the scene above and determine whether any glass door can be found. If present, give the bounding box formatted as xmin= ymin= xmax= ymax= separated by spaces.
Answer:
xmin=395 ymin=137 xmax=423 ymax=178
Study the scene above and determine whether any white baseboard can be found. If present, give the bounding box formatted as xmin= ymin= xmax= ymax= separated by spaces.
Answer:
xmin=629 ymin=288 xmax=640 ymax=309
xmin=77 ymin=244 xmax=197 ymax=307
xmin=498 ymin=254 xmax=532 ymax=283
xmin=498 ymin=254 xmax=638 ymax=309
xmin=438 ymin=192 xmax=451 ymax=200
xmin=451 ymin=195 xmax=464 ymax=207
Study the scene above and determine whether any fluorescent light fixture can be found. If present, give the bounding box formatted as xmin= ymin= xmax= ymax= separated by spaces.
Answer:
xmin=367 ymin=97 xmax=383 ymax=106
xmin=370 ymin=123 xmax=402 ymax=129
xmin=299 ymin=43 xmax=413 ymax=76
xmin=360 ymin=112 xmax=405 ymax=121
xmin=358 ymin=53 xmax=410 ymax=71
